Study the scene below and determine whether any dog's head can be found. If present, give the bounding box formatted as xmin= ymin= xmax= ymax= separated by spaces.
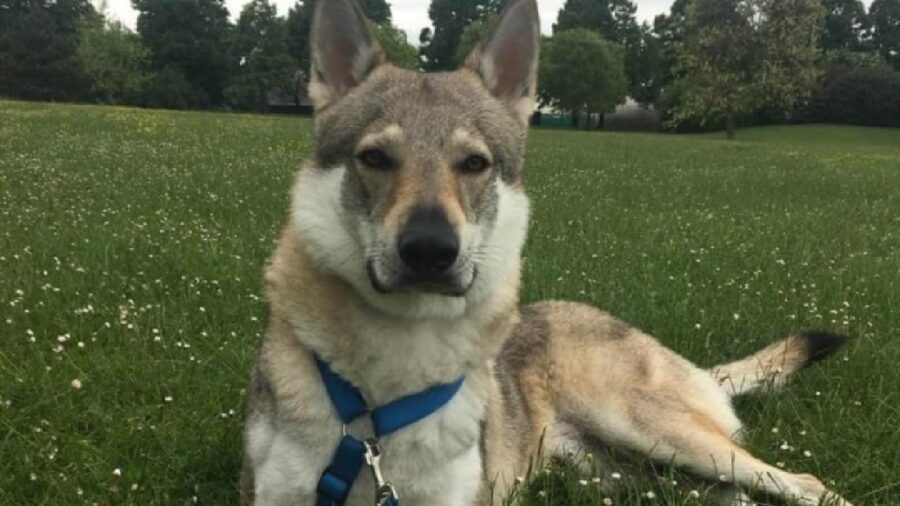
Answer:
xmin=293 ymin=0 xmax=539 ymax=318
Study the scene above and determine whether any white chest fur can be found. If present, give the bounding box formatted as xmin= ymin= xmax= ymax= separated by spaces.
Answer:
xmin=246 ymin=378 xmax=486 ymax=506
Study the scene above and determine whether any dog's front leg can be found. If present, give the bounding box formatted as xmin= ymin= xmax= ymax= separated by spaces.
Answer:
xmin=245 ymin=423 xmax=330 ymax=506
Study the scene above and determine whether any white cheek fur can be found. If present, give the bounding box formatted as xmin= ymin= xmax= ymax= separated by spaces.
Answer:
xmin=292 ymin=166 xmax=530 ymax=320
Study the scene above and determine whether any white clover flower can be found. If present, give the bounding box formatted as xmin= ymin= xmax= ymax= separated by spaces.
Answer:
xmin=70 ymin=379 xmax=82 ymax=390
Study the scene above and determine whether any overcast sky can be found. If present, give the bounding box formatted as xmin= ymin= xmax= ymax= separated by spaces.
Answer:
xmin=101 ymin=0 xmax=874 ymax=45
xmin=98 ymin=0 xmax=676 ymax=43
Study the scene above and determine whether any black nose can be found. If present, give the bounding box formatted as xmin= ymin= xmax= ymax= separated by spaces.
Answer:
xmin=398 ymin=206 xmax=459 ymax=275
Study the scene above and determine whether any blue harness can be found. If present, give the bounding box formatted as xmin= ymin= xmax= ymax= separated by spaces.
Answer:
xmin=314 ymin=357 xmax=465 ymax=506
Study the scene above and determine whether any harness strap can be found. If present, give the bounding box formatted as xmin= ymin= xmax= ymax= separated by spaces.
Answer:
xmin=315 ymin=358 xmax=368 ymax=424
xmin=315 ymin=436 xmax=366 ymax=506
xmin=313 ymin=357 xmax=464 ymax=505
xmin=370 ymin=376 xmax=465 ymax=437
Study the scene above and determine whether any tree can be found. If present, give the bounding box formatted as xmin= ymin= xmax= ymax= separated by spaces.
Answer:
xmin=870 ymin=0 xmax=900 ymax=69
xmin=371 ymin=23 xmax=419 ymax=70
xmin=755 ymin=0 xmax=825 ymax=113
xmin=539 ymin=29 xmax=628 ymax=127
xmin=674 ymin=0 xmax=758 ymax=138
xmin=225 ymin=0 xmax=294 ymax=111
xmin=554 ymin=0 xmax=659 ymax=106
xmin=356 ymin=0 xmax=391 ymax=24
xmin=821 ymin=0 xmax=871 ymax=52
xmin=0 ymin=0 xmax=96 ymax=100
xmin=651 ymin=0 xmax=690 ymax=115
xmin=421 ymin=0 xmax=505 ymax=70
xmin=286 ymin=0 xmax=400 ymax=73
xmin=625 ymin=23 xmax=663 ymax=106
xmin=77 ymin=17 xmax=150 ymax=104
xmin=673 ymin=0 xmax=823 ymax=139
xmin=286 ymin=1 xmax=314 ymax=72
xmin=652 ymin=0 xmax=690 ymax=78
xmin=132 ymin=0 xmax=233 ymax=108
xmin=554 ymin=0 xmax=638 ymax=43
xmin=453 ymin=14 xmax=498 ymax=66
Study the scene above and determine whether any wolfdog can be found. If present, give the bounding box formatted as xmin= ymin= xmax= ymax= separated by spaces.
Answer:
xmin=240 ymin=0 xmax=853 ymax=504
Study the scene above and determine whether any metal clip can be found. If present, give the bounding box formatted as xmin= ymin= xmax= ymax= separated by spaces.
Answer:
xmin=363 ymin=439 xmax=399 ymax=506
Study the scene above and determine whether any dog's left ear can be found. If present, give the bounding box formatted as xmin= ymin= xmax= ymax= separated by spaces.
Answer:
xmin=309 ymin=0 xmax=385 ymax=111
xmin=463 ymin=0 xmax=540 ymax=126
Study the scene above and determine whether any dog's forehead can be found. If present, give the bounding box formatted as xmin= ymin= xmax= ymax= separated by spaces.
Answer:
xmin=314 ymin=66 xmax=524 ymax=175
xmin=371 ymin=69 xmax=497 ymax=136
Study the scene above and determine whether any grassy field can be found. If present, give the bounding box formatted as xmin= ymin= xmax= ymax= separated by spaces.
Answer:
xmin=1 ymin=100 xmax=898 ymax=505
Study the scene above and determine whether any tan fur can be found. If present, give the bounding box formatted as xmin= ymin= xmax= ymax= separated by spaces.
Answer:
xmin=497 ymin=302 xmax=849 ymax=504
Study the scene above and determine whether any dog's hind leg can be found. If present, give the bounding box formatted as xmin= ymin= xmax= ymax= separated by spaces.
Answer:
xmin=527 ymin=302 xmax=852 ymax=506
xmin=550 ymin=348 xmax=852 ymax=505
xmin=566 ymin=389 xmax=850 ymax=505
xmin=512 ymin=302 xmax=852 ymax=505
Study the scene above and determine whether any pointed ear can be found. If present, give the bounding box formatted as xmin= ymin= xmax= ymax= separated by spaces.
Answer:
xmin=309 ymin=0 xmax=385 ymax=111
xmin=463 ymin=0 xmax=540 ymax=125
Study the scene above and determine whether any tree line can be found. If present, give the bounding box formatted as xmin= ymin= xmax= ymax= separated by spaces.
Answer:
xmin=1 ymin=0 xmax=898 ymax=133
xmin=0 ymin=0 xmax=416 ymax=111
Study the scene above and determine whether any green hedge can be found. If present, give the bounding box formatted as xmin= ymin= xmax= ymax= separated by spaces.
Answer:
xmin=803 ymin=64 xmax=900 ymax=127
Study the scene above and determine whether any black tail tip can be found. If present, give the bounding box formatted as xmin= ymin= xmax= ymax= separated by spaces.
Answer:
xmin=799 ymin=330 xmax=852 ymax=366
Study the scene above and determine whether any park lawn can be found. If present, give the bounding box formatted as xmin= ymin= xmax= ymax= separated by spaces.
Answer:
xmin=1 ymin=100 xmax=898 ymax=505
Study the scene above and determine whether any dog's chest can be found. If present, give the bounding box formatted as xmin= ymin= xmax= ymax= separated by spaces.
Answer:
xmin=248 ymin=378 xmax=487 ymax=506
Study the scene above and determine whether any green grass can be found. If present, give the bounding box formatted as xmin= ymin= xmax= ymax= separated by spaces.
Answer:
xmin=1 ymin=100 xmax=898 ymax=505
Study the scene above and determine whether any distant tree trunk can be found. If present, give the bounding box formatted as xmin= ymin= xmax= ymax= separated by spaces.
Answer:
xmin=571 ymin=110 xmax=579 ymax=128
xmin=725 ymin=111 xmax=736 ymax=139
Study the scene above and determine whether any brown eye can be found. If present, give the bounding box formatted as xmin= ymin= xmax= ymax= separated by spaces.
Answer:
xmin=358 ymin=149 xmax=392 ymax=170
xmin=462 ymin=155 xmax=489 ymax=174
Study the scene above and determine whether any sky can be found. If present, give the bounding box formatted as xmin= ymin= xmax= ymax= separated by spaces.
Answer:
xmin=98 ymin=0 xmax=676 ymax=43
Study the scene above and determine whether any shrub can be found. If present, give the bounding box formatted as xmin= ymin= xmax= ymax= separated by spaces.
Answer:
xmin=803 ymin=62 xmax=900 ymax=127
xmin=140 ymin=67 xmax=209 ymax=110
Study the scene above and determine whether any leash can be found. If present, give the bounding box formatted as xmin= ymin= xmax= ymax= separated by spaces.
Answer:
xmin=314 ymin=357 xmax=465 ymax=506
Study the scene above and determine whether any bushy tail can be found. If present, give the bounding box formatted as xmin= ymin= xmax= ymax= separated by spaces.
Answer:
xmin=710 ymin=331 xmax=850 ymax=397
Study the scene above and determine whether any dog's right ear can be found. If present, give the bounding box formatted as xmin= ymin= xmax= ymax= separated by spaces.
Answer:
xmin=309 ymin=0 xmax=385 ymax=111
